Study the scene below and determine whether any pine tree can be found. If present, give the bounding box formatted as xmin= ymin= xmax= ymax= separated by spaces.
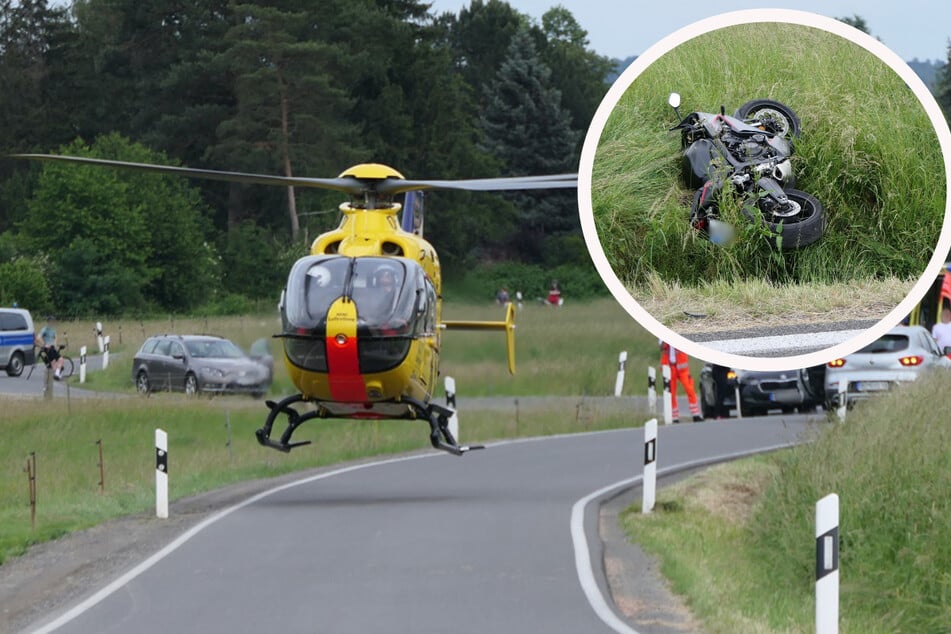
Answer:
xmin=480 ymin=28 xmax=579 ymax=261
xmin=211 ymin=4 xmax=361 ymax=240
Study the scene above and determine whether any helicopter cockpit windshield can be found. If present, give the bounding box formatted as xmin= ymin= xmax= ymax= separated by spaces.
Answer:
xmin=281 ymin=255 xmax=434 ymax=373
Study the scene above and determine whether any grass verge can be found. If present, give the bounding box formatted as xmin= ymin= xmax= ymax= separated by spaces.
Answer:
xmin=633 ymin=273 xmax=914 ymax=333
xmin=621 ymin=371 xmax=951 ymax=633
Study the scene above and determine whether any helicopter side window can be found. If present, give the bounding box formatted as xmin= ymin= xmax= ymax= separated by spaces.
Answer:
xmin=420 ymin=277 xmax=437 ymax=335
xmin=282 ymin=255 xmax=349 ymax=372
xmin=351 ymin=258 xmax=427 ymax=373
xmin=351 ymin=259 xmax=417 ymax=336
xmin=283 ymin=256 xmax=350 ymax=331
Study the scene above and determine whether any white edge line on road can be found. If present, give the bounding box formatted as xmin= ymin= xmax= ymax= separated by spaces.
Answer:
xmin=29 ymin=429 xmax=794 ymax=634
xmin=571 ymin=442 xmax=797 ymax=634
xmin=28 ymin=428 xmax=631 ymax=633
xmin=28 ymin=452 xmax=439 ymax=634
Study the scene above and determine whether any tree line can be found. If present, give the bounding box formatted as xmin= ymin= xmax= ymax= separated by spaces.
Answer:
xmin=0 ymin=0 xmax=613 ymax=315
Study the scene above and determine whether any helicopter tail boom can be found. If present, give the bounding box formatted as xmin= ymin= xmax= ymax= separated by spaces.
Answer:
xmin=442 ymin=302 xmax=516 ymax=374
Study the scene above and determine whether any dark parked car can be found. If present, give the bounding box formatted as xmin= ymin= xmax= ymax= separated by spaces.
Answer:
xmin=132 ymin=334 xmax=271 ymax=397
xmin=700 ymin=364 xmax=824 ymax=417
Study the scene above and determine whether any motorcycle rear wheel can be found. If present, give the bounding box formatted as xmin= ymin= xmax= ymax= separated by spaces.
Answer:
xmin=734 ymin=99 xmax=801 ymax=138
xmin=754 ymin=188 xmax=825 ymax=249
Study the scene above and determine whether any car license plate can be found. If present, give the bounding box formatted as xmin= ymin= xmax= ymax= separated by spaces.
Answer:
xmin=769 ymin=389 xmax=800 ymax=402
xmin=854 ymin=381 xmax=890 ymax=392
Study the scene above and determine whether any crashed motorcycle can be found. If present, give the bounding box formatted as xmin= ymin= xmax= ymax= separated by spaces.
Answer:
xmin=668 ymin=92 xmax=825 ymax=249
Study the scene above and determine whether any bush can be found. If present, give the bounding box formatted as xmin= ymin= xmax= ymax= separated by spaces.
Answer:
xmin=445 ymin=259 xmax=609 ymax=302
xmin=0 ymin=256 xmax=53 ymax=313
xmin=198 ymin=292 xmax=256 ymax=316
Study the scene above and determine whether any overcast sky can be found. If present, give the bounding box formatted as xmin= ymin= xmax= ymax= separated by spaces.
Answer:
xmin=427 ymin=1 xmax=951 ymax=63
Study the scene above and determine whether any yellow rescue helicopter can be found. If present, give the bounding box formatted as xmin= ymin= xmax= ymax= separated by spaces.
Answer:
xmin=13 ymin=153 xmax=577 ymax=455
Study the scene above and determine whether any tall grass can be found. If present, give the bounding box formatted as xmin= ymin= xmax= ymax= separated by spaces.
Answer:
xmin=622 ymin=371 xmax=951 ymax=633
xmin=0 ymin=299 xmax=671 ymax=564
xmin=593 ymin=23 xmax=944 ymax=287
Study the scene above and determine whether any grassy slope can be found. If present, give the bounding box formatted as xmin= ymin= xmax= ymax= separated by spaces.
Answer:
xmin=0 ymin=299 xmax=676 ymax=564
xmin=622 ymin=371 xmax=951 ymax=633
xmin=593 ymin=23 xmax=943 ymax=287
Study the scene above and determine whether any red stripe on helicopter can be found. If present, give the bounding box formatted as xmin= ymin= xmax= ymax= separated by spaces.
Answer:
xmin=326 ymin=333 xmax=366 ymax=402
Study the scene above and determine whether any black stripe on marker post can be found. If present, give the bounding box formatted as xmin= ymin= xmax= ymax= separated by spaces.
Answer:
xmin=815 ymin=526 xmax=839 ymax=580
xmin=156 ymin=447 xmax=168 ymax=474
xmin=644 ymin=438 xmax=656 ymax=465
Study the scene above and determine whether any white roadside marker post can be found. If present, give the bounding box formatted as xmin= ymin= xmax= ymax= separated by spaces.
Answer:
xmin=642 ymin=418 xmax=658 ymax=513
xmin=735 ymin=383 xmax=743 ymax=419
xmin=816 ymin=493 xmax=840 ymax=634
xmin=95 ymin=321 xmax=104 ymax=353
xmin=102 ymin=335 xmax=111 ymax=371
xmin=662 ymin=364 xmax=673 ymax=425
xmin=837 ymin=377 xmax=848 ymax=421
xmin=647 ymin=367 xmax=657 ymax=414
xmin=155 ymin=429 xmax=168 ymax=519
xmin=445 ymin=376 xmax=459 ymax=442
xmin=614 ymin=351 xmax=627 ymax=397
xmin=79 ymin=345 xmax=87 ymax=384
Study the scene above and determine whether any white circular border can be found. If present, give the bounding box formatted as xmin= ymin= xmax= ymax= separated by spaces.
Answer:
xmin=578 ymin=8 xmax=951 ymax=372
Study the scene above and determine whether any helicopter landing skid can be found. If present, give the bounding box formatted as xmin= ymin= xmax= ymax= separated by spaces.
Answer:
xmin=404 ymin=397 xmax=485 ymax=457
xmin=255 ymin=393 xmax=484 ymax=456
xmin=255 ymin=394 xmax=321 ymax=453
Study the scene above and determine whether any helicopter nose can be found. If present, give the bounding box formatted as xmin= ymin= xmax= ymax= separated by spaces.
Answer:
xmin=334 ymin=334 xmax=348 ymax=345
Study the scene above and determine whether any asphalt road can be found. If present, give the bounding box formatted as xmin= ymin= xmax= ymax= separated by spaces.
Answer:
xmin=24 ymin=418 xmax=814 ymax=634
xmin=1 ymin=352 xmax=109 ymax=398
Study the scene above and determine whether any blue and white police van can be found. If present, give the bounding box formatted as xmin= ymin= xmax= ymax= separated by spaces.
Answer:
xmin=0 ymin=307 xmax=35 ymax=377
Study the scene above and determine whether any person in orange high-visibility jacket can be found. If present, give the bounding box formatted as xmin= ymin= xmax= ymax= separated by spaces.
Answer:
xmin=659 ymin=341 xmax=702 ymax=422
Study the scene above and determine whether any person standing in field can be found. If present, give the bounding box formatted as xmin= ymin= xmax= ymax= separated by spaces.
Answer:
xmin=659 ymin=340 xmax=702 ymax=422
xmin=932 ymin=306 xmax=951 ymax=354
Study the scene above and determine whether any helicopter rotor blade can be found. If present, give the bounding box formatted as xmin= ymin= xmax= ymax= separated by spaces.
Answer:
xmin=11 ymin=154 xmax=366 ymax=194
xmin=381 ymin=173 xmax=577 ymax=195
xmin=11 ymin=154 xmax=577 ymax=196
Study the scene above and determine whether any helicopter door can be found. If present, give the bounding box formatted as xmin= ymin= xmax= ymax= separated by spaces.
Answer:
xmin=350 ymin=258 xmax=421 ymax=373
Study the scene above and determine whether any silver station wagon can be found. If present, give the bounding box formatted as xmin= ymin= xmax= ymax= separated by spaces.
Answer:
xmin=132 ymin=334 xmax=271 ymax=397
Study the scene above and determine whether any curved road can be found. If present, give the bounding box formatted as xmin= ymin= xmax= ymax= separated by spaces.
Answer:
xmin=25 ymin=418 xmax=814 ymax=634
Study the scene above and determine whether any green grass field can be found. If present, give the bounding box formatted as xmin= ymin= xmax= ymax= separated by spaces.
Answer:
xmin=622 ymin=371 xmax=951 ymax=633
xmin=593 ymin=22 xmax=944 ymax=288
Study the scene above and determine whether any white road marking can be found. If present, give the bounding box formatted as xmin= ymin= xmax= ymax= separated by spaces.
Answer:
xmin=570 ymin=443 xmax=797 ymax=633
xmin=28 ymin=430 xmax=797 ymax=634
xmin=703 ymin=329 xmax=866 ymax=355
xmin=28 ymin=453 xmax=438 ymax=634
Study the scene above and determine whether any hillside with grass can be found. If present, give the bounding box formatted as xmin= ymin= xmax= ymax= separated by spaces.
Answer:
xmin=593 ymin=23 xmax=944 ymax=289
xmin=623 ymin=371 xmax=951 ymax=633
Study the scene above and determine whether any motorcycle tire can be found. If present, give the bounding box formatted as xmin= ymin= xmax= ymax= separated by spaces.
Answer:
xmin=734 ymin=99 xmax=801 ymax=138
xmin=751 ymin=188 xmax=825 ymax=250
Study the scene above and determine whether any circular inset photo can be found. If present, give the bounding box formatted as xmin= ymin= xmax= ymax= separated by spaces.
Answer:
xmin=579 ymin=9 xmax=951 ymax=370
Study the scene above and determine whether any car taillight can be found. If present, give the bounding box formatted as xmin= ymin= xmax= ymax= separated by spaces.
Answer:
xmin=899 ymin=355 xmax=923 ymax=366
xmin=827 ymin=358 xmax=845 ymax=368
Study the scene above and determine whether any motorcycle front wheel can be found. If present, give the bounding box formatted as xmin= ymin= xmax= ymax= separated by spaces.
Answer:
xmin=754 ymin=188 xmax=825 ymax=249
xmin=734 ymin=99 xmax=801 ymax=138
